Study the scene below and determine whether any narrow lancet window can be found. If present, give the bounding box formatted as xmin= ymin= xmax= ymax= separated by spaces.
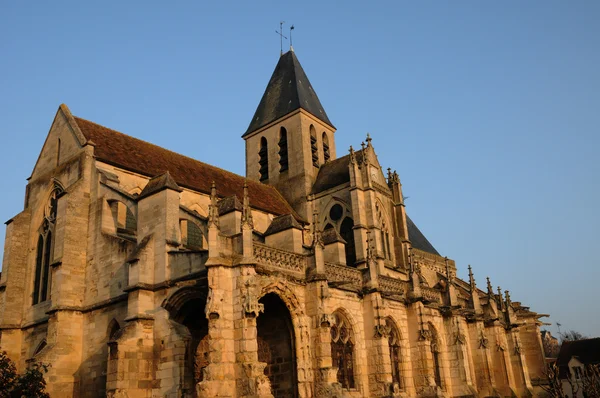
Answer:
xmin=259 ymin=137 xmax=269 ymax=181
xmin=323 ymin=132 xmax=330 ymax=163
xmin=310 ymin=125 xmax=319 ymax=167
xmin=278 ymin=127 xmax=288 ymax=172
xmin=331 ymin=312 xmax=355 ymax=389
xmin=32 ymin=184 xmax=62 ymax=305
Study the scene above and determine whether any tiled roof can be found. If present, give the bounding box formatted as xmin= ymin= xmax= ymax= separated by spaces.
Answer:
xmin=557 ymin=338 xmax=600 ymax=378
xmin=244 ymin=50 xmax=333 ymax=136
xmin=74 ymin=116 xmax=303 ymax=221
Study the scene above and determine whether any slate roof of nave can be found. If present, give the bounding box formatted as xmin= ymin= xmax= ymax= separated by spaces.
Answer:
xmin=243 ymin=50 xmax=334 ymax=137
xmin=311 ymin=150 xmax=440 ymax=256
xmin=73 ymin=116 xmax=304 ymax=221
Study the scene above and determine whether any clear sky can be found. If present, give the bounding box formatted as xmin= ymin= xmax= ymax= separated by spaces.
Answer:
xmin=1 ymin=1 xmax=598 ymax=337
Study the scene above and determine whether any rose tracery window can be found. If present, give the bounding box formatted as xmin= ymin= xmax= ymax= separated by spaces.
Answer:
xmin=331 ymin=312 xmax=355 ymax=389
xmin=33 ymin=184 xmax=63 ymax=305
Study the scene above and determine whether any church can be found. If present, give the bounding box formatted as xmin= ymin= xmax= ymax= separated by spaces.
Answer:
xmin=0 ymin=49 xmax=548 ymax=397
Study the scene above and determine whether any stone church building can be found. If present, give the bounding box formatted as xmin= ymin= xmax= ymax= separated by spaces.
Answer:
xmin=0 ymin=50 xmax=548 ymax=397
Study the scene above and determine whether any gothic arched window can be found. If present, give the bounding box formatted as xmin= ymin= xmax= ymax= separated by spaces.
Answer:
xmin=33 ymin=185 xmax=62 ymax=305
xmin=310 ymin=125 xmax=319 ymax=167
xmin=340 ymin=217 xmax=356 ymax=267
xmin=259 ymin=137 xmax=269 ymax=181
xmin=278 ymin=127 xmax=288 ymax=172
xmin=331 ymin=311 xmax=355 ymax=389
xmin=386 ymin=318 xmax=403 ymax=389
xmin=322 ymin=132 xmax=330 ymax=163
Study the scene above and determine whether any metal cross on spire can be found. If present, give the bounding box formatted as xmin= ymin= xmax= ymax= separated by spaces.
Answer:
xmin=276 ymin=21 xmax=288 ymax=56
xmin=289 ymin=25 xmax=295 ymax=50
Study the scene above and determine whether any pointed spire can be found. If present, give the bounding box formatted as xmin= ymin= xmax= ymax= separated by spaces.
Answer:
xmin=486 ymin=277 xmax=493 ymax=295
xmin=241 ymin=180 xmax=254 ymax=229
xmin=444 ymin=256 xmax=451 ymax=280
xmin=349 ymin=145 xmax=356 ymax=164
xmin=243 ymin=51 xmax=333 ymax=136
xmin=497 ymin=286 xmax=505 ymax=311
xmin=468 ymin=265 xmax=476 ymax=290
xmin=505 ymin=290 xmax=511 ymax=308
xmin=208 ymin=181 xmax=220 ymax=228
xmin=361 ymin=141 xmax=369 ymax=164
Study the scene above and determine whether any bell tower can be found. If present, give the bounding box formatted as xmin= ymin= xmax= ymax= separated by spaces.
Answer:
xmin=243 ymin=50 xmax=336 ymax=219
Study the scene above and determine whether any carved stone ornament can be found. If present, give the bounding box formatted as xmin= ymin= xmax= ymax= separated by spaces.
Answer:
xmin=496 ymin=340 xmax=506 ymax=352
xmin=418 ymin=328 xmax=431 ymax=341
xmin=374 ymin=323 xmax=391 ymax=338
xmin=479 ymin=331 xmax=489 ymax=349
xmin=514 ymin=342 xmax=521 ymax=355
xmin=455 ymin=331 xmax=467 ymax=346
xmin=204 ymin=287 xmax=222 ymax=320
xmin=243 ymin=281 xmax=264 ymax=318
xmin=319 ymin=313 xmax=333 ymax=328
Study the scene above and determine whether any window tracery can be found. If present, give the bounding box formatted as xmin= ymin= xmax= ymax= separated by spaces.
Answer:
xmin=331 ymin=312 xmax=355 ymax=389
xmin=33 ymin=184 xmax=62 ymax=305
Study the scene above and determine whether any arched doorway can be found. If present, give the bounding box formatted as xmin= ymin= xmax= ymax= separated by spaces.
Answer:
xmin=170 ymin=293 xmax=209 ymax=397
xmin=257 ymin=293 xmax=298 ymax=398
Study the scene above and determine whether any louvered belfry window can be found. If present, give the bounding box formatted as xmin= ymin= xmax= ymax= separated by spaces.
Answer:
xmin=323 ymin=132 xmax=330 ymax=163
xmin=278 ymin=127 xmax=288 ymax=172
xmin=310 ymin=125 xmax=319 ymax=167
xmin=259 ymin=137 xmax=269 ymax=181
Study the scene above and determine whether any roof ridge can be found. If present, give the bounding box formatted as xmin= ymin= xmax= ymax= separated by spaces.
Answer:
xmin=73 ymin=116 xmax=282 ymax=194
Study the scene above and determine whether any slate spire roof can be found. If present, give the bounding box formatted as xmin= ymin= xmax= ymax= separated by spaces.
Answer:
xmin=243 ymin=50 xmax=334 ymax=137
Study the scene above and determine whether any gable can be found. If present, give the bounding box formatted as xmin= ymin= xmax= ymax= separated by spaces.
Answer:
xmin=30 ymin=104 xmax=87 ymax=181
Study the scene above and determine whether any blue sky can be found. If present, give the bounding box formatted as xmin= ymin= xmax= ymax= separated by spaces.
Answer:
xmin=1 ymin=1 xmax=598 ymax=337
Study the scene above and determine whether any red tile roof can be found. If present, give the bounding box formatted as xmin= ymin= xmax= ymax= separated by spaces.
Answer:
xmin=74 ymin=116 xmax=303 ymax=221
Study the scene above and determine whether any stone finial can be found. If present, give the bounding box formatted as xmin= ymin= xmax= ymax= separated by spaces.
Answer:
xmin=366 ymin=132 xmax=372 ymax=147
xmin=497 ymin=286 xmax=505 ymax=311
xmin=241 ymin=180 xmax=254 ymax=229
xmin=393 ymin=170 xmax=400 ymax=183
xmin=208 ymin=181 xmax=220 ymax=228
xmin=387 ymin=168 xmax=393 ymax=185
xmin=444 ymin=256 xmax=451 ymax=280
xmin=505 ymin=290 xmax=512 ymax=308
xmin=486 ymin=277 xmax=493 ymax=295
xmin=349 ymin=145 xmax=356 ymax=164
xmin=361 ymin=141 xmax=369 ymax=164
xmin=468 ymin=265 xmax=476 ymax=290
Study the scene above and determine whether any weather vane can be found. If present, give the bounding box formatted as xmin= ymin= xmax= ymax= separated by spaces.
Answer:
xmin=290 ymin=25 xmax=295 ymax=49
xmin=275 ymin=21 xmax=288 ymax=56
